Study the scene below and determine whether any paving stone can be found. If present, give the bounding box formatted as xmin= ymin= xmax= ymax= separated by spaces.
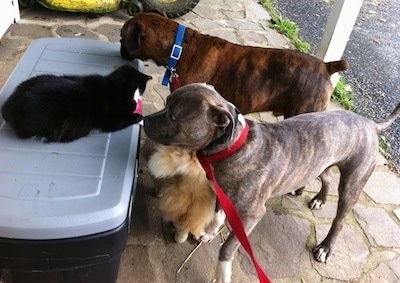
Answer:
xmin=221 ymin=0 xmax=244 ymax=12
xmin=227 ymin=19 xmax=264 ymax=31
xmin=389 ymin=256 xmax=400 ymax=278
xmin=0 ymin=36 xmax=30 ymax=87
xmin=281 ymin=195 xmax=309 ymax=212
xmin=258 ymin=111 xmax=278 ymax=123
xmin=244 ymin=1 xmax=271 ymax=21
xmin=305 ymin=173 xmax=340 ymax=197
xmin=363 ymin=171 xmax=400 ymax=205
xmin=206 ymin=29 xmax=240 ymax=44
xmin=369 ymin=256 xmax=400 ymax=282
xmin=105 ymin=9 xmax=131 ymax=22
xmin=192 ymin=5 xmax=227 ymax=21
xmin=262 ymin=28 xmax=294 ymax=49
xmin=143 ymin=61 xmax=165 ymax=76
xmin=304 ymin=177 xmax=322 ymax=193
xmin=354 ymin=204 xmax=400 ymax=248
xmin=312 ymin=224 xmax=369 ymax=281
xmin=56 ymin=24 xmax=99 ymax=39
xmin=117 ymin=244 xmax=159 ymax=283
xmin=311 ymin=200 xmax=338 ymax=219
xmin=10 ymin=23 xmax=53 ymax=38
xmin=241 ymin=207 xmax=310 ymax=278
xmin=222 ymin=10 xmax=246 ymax=19
xmin=238 ymin=30 xmax=269 ymax=47
xmin=95 ymin=23 xmax=123 ymax=42
xmin=158 ymin=235 xmax=220 ymax=283
xmin=394 ymin=208 xmax=400 ymax=221
xmin=191 ymin=19 xmax=228 ymax=31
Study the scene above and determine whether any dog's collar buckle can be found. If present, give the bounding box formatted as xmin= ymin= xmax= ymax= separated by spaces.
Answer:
xmin=162 ymin=24 xmax=186 ymax=88
xmin=170 ymin=44 xmax=183 ymax=60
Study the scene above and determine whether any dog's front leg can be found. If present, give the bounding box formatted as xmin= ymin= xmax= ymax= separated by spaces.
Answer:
xmin=215 ymin=231 xmax=239 ymax=283
xmin=215 ymin=260 xmax=233 ymax=283
xmin=215 ymin=207 xmax=266 ymax=283
xmin=312 ymin=164 xmax=373 ymax=262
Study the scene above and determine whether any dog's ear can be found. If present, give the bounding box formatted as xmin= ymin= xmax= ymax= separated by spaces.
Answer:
xmin=125 ymin=22 xmax=145 ymax=53
xmin=208 ymin=105 xmax=235 ymax=137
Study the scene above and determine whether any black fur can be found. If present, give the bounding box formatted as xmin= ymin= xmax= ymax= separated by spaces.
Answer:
xmin=1 ymin=65 xmax=151 ymax=142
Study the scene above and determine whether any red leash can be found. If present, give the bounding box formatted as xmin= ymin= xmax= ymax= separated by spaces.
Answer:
xmin=170 ymin=72 xmax=270 ymax=282
xmin=196 ymin=124 xmax=271 ymax=283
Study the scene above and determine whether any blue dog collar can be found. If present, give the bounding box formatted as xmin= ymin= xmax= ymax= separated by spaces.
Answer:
xmin=162 ymin=24 xmax=186 ymax=86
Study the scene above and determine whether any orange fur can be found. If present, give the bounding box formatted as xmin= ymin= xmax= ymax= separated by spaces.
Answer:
xmin=148 ymin=144 xmax=216 ymax=241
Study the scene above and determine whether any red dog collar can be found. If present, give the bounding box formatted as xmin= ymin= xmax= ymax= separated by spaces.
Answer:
xmin=200 ymin=122 xmax=250 ymax=163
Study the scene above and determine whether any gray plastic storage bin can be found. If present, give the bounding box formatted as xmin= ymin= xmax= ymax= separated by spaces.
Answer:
xmin=0 ymin=38 xmax=142 ymax=283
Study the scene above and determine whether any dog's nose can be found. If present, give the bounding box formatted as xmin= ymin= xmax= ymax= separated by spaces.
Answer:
xmin=143 ymin=117 xmax=170 ymax=145
xmin=142 ymin=117 xmax=157 ymax=136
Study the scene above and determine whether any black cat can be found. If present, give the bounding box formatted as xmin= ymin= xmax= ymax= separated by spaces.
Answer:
xmin=1 ymin=64 xmax=152 ymax=142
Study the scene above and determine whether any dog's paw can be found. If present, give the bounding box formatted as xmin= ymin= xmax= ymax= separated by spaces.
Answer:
xmin=213 ymin=279 xmax=231 ymax=283
xmin=199 ymin=231 xmax=215 ymax=243
xmin=309 ymin=198 xmax=323 ymax=210
xmin=174 ymin=230 xmax=189 ymax=243
xmin=289 ymin=188 xmax=304 ymax=196
xmin=312 ymin=245 xmax=330 ymax=263
xmin=214 ymin=261 xmax=232 ymax=283
xmin=201 ymin=211 xmax=226 ymax=243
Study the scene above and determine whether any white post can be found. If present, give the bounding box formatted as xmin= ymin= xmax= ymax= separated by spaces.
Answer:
xmin=0 ymin=0 xmax=20 ymax=39
xmin=13 ymin=0 xmax=21 ymax=22
xmin=315 ymin=0 xmax=363 ymax=86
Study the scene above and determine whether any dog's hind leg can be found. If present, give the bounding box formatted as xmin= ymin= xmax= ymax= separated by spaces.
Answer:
xmin=309 ymin=167 xmax=335 ymax=210
xmin=312 ymin=164 xmax=375 ymax=263
xmin=215 ymin=206 xmax=266 ymax=283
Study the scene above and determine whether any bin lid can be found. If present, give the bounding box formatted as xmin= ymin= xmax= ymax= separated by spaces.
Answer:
xmin=0 ymin=38 xmax=140 ymax=240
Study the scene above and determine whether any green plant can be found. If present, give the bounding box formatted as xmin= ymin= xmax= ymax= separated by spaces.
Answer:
xmin=379 ymin=135 xmax=391 ymax=159
xmin=260 ymin=0 xmax=311 ymax=53
xmin=333 ymin=78 xmax=354 ymax=110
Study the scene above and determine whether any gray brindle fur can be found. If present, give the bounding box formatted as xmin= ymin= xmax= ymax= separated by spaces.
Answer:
xmin=143 ymin=83 xmax=400 ymax=283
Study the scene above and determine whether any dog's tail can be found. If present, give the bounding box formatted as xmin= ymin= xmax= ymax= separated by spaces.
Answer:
xmin=376 ymin=102 xmax=400 ymax=132
xmin=325 ymin=60 xmax=349 ymax=75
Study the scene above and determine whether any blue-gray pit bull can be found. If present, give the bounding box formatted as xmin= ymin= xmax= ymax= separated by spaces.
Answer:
xmin=143 ymin=83 xmax=400 ymax=283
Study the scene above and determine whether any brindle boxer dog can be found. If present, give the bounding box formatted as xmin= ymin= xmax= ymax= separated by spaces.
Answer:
xmin=120 ymin=11 xmax=348 ymax=117
xmin=143 ymin=83 xmax=400 ymax=283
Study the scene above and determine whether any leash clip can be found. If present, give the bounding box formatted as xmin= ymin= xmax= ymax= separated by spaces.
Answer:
xmin=170 ymin=67 xmax=181 ymax=90
xmin=170 ymin=67 xmax=179 ymax=79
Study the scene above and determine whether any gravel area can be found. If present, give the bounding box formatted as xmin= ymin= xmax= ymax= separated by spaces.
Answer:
xmin=271 ymin=0 xmax=400 ymax=171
